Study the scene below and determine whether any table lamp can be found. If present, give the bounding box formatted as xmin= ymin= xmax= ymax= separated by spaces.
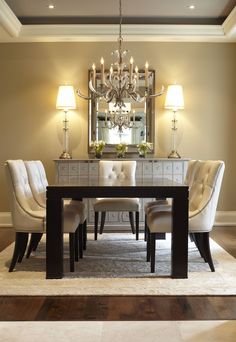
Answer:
xmin=164 ymin=84 xmax=184 ymax=158
xmin=56 ymin=85 xmax=76 ymax=159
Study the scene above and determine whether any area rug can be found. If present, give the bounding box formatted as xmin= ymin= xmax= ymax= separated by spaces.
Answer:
xmin=0 ymin=233 xmax=235 ymax=296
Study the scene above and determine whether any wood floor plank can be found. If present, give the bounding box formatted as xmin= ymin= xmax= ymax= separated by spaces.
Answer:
xmin=1 ymin=296 xmax=236 ymax=321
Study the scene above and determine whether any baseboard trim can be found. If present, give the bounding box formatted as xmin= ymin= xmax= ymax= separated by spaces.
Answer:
xmin=0 ymin=212 xmax=12 ymax=227
xmin=0 ymin=211 xmax=235 ymax=228
xmin=214 ymin=211 xmax=236 ymax=227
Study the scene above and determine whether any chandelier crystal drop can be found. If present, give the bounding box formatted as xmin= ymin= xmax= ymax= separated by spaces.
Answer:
xmin=77 ymin=0 xmax=164 ymax=131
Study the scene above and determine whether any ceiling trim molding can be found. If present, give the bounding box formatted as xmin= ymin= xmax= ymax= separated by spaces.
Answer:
xmin=0 ymin=1 xmax=235 ymax=43
xmin=0 ymin=0 xmax=21 ymax=37
xmin=222 ymin=6 xmax=236 ymax=36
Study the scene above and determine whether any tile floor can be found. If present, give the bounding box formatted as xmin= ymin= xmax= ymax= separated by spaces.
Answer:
xmin=0 ymin=321 xmax=236 ymax=342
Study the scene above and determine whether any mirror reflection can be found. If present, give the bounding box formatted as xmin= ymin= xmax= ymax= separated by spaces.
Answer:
xmin=88 ymin=70 xmax=155 ymax=152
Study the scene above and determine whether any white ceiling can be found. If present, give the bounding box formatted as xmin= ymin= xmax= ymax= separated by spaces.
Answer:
xmin=0 ymin=0 xmax=236 ymax=42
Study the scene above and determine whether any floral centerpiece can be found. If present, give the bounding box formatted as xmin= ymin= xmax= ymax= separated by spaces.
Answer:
xmin=116 ymin=143 xmax=128 ymax=158
xmin=137 ymin=141 xmax=153 ymax=158
xmin=90 ymin=140 xmax=106 ymax=158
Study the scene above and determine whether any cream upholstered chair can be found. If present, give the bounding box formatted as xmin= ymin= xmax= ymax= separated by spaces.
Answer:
xmin=5 ymin=160 xmax=80 ymax=272
xmin=24 ymin=160 xmax=87 ymax=259
xmin=146 ymin=160 xmax=225 ymax=273
xmin=93 ymin=160 xmax=140 ymax=240
xmin=143 ymin=160 xmax=198 ymax=240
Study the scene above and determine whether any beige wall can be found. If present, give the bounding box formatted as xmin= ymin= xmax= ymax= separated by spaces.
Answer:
xmin=0 ymin=42 xmax=235 ymax=211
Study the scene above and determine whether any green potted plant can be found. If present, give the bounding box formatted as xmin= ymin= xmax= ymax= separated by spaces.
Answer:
xmin=137 ymin=141 xmax=153 ymax=158
xmin=90 ymin=140 xmax=106 ymax=158
xmin=115 ymin=143 xmax=128 ymax=158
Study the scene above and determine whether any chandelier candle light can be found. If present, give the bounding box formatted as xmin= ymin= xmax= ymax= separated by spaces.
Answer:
xmin=56 ymin=85 xmax=76 ymax=159
xmin=164 ymin=84 xmax=185 ymax=159
xmin=77 ymin=0 xmax=164 ymax=132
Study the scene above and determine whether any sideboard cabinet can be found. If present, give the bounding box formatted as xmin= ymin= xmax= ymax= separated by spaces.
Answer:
xmin=54 ymin=158 xmax=189 ymax=230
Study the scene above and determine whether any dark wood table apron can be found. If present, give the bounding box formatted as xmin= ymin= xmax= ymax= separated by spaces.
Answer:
xmin=46 ymin=178 xmax=189 ymax=279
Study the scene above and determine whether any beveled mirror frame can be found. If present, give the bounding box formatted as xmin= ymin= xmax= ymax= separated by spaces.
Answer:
xmin=88 ymin=69 xmax=155 ymax=155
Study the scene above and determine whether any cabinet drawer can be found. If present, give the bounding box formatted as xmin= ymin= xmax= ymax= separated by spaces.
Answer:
xmin=58 ymin=163 xmax=69 ymax=176
xmin=69 ymin=162 xmax=79 ymax=176
xmin=136 ymin=161 xmax=143 ymax=177
xmin=163 ymin=162 xmax=173 ymax=175
xmin=142 ymin=161 xmax=153 ymax=176
xmin=173 ymin=162 xmax=183 ymax=175
xmin=153 ymin=161 xmax=163 ymax=176
xmin=79 ymin=162 xmax=89 ymax=176
xmin=173 ymin=175 xmax=183 ymax=184
xmin=108 ymin=212 xmax=119 ymax=222
xmin=89 ymin=162 xmax=99 ymax=176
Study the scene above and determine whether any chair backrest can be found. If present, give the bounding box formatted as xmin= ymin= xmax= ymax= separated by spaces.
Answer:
xmin=184 ymin=160 xmax=198 ymax=187
xmin=189 ymin=160 xmax=225 ymax=232
xmin=5 ymin=160 xmax=44 ymax=231
xmin=24 ymin=160 xmax=48 ymax=208
xmin=99 ymin=160 xmax=136 ymax=180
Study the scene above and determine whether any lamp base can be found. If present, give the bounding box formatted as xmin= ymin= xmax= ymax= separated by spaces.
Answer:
xmin=168 ymin=150 xmax=181 ymax=159
xmin=59 ymin=151 xmax=72 ymax=159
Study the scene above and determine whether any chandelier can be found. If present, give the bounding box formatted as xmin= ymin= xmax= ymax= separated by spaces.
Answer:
xmin=77 ymin=0 xmax=164 ymax=130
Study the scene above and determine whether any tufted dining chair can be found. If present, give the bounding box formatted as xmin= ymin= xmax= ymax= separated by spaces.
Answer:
xmin=143 ymin=160 xmax=198 ymax=241
xmin=146 ymin=160 xmax=225 ymax=273
xmin=93 ymin=160 xmax=140 ymax=240
xmin=5 ymin=160 xmax=81 ymax=272
xmin=24 ymin=160 xmax=87 ymax=259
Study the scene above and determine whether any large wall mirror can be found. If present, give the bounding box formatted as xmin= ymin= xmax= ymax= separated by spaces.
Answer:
xmin=88 ymin=69 xmax=155 ymax=154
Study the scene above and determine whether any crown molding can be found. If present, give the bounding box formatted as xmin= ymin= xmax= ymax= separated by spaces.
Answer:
xmin=222 ymin=5 xmax=236 ymax=36
xmin=0 ymin=0 xmax=21 ymax=37
xmin=0 ymin=1 xmax=235 ymax=43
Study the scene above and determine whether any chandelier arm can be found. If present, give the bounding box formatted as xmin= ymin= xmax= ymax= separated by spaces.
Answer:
xmin=147 ymin=85 xmax=165 ymax=98
xmin=89 ymin=80 xmax=106 ymax=97
xmin=76 ymin=89 xmax=92 ymax=100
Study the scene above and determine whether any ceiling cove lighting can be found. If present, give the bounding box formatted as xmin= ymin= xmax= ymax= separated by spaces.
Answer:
xmin=77 ymin=0 xmax=164 ymax=132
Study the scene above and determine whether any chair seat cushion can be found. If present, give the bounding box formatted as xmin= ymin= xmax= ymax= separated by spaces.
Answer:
xmin=94 ymin=198 xmax=140 ymax=211
xmin=64 ymin=199 xmax=86 ymax=223
xmin=144 ymin=199 xmax=171 ymax=214
xmin=147 ymin=208 xmax=172 ymax=233
xmin=63 ymin=210 xmax=81 ymax=233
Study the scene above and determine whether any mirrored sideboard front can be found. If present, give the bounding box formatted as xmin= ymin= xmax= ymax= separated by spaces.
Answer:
xmin=54 ymin=158 xmax=189 ymax=230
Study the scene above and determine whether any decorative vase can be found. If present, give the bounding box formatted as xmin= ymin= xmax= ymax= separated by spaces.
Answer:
xmin=95 ymin=151 xmax=102 ymax=159
xmin=138 ymin=151 xmax=146 ymax=158
xmin=117 ymin=152 xmax=125 ymax=158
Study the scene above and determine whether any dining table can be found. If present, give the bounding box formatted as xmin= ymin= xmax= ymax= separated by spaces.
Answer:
xmin=46 ymin=177 xmax=189 ymax=279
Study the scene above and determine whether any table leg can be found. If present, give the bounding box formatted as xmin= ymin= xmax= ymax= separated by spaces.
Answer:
xmin=171 ymin=190 xmax=189 ymax=278
xmin=46 ymin=197 xmax=64 ymax=279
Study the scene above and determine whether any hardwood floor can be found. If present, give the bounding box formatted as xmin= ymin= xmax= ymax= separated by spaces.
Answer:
xmin=0 ymin=226 xmax=235 ymax=321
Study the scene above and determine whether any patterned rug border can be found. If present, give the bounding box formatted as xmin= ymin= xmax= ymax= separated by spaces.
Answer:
xmin=0 ymin=234 xmax=236 ymax=296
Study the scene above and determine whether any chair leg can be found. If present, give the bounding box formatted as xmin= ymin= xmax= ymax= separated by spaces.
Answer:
xmin=192 ymin=233 xmax=207 ymax=262
xmin=26 ymin=233 xmax=43 ymax=258
xmin=146 ymin=229 xmax=150 ymax=262
xmin=99 ymin=212 xmax=106 ymax=234
xmin=94 ymin=212 xmax=99 ymax=240
xmin=135 ymin=211 xmax=139 ymax=240
xmin=144 ymin=215 xmax=148 ymax=241
xmin=150 ymin=233 xmax=156 ymax=273
xmin=69 ymin=233 xmax=75 ymax=272
xmin=17 ymin=233 xmax=29 ymax=263
xmin=83 ymin=220 xmax=87 ymax=250
xmin=203 ymin=232 xmax=215 ymax=272
xmin=79 ymin=224 xmax=83 ymax=259
xmin=9 ymin=232 xmax=29 ymax=272
xmin=128 ymin=212 xmax=135 ymax=234
xmin=75 ymin=228 xmax=79 ymax=262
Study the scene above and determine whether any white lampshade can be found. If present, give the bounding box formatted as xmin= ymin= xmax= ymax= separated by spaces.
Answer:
xmin=56 ymin=85 xmax=76 ymax=110
xmin=164 ymin=84 xmax=184 ymax=110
